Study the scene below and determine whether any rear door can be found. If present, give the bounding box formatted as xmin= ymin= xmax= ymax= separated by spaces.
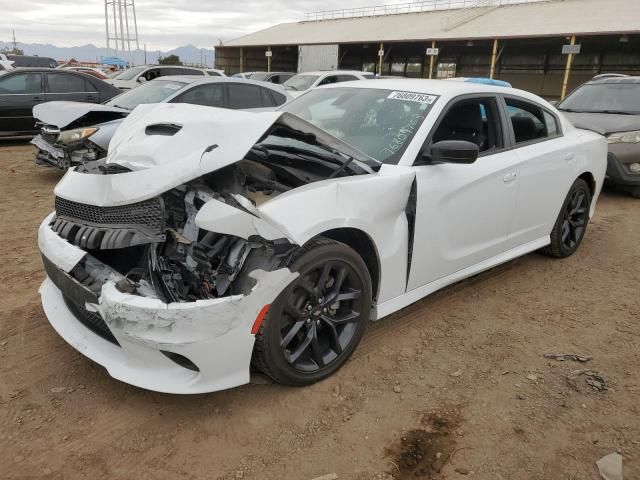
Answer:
xmin=0 ymin=71 xmax=44 ymax=134
xmin=45 ymin=72 xmax=98 ymax=103
xmin=501 ymin=96 xmax=578 ymax=247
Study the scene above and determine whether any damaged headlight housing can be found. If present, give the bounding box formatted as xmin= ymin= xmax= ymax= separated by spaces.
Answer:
xmin=58 ymin=127 xmax=99 ymax=145
xmin=607 ymin=130 xmax=640 ymax=144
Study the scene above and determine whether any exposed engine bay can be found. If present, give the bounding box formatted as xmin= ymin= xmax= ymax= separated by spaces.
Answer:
xmin=50 ymin=122 xmax=375 ymax=303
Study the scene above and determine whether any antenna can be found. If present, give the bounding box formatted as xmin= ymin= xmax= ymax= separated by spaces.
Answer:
xmin=104 ymin=0 xmax=140 ymax=64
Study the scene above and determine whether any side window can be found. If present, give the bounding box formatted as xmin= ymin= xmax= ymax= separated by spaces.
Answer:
xmin=0 ymin=73 xmax=42 ymax=93
xmin=260 ymin=88 xmax=276 ymax=107
xmin=181 ymin=68 xmax=204 ymax=76
xmin=336 ymin=75 xmax=358 ymax=83
xmin=227 ymin=84 xmax=265 ymax=109
xmin=46 ymin=73 xmax=88 ymax=93
xmin=432 ymin=98 xmax=503 ymax=154
xmin=269 ymin=75 xmax=279 ymax=83
xmin=174 ymin=84 xmax=225 ymax=108
xmin=318 ymin=75 xmax=338 ymax=86
xmin=544 ymin=111 xmax=559 ymax=137
xmin=270 ymin=90 xmax=287 ymax=106
xmin=144 ymin=68 xmax=161 ymax=81
xmin=505 ymin=98 xmax=549 ymax=144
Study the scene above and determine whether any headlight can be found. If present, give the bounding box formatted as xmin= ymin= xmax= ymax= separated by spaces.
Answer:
xmin=607 ymin=130 xmax=640 ymax=144
xmin=57 ymin=127 xmax=99 ymax=145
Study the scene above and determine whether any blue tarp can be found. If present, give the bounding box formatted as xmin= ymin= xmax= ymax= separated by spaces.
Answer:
xmin=101 ymin=56 xmax=128 ymax=68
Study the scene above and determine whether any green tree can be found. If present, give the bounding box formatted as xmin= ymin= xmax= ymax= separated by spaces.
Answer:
xmin=158 ymin=54 xmax=182 ymax=66
xmin=1 ymin=47 xmax=24 ymax=55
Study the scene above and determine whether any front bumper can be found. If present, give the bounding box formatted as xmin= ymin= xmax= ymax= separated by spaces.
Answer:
xmin=606 ymin=148 xmax=640 ymax=187
xmin=38 ymin=213 xmax=297 ymax=394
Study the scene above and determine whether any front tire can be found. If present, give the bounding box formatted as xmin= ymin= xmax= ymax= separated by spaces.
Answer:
xmin=631 ymin=187 xmax=640 ymax=199
xmin=543 ymin=178 xmax=591 ymax=258
xmin=253 ymin=237 xmax=372 ymax=386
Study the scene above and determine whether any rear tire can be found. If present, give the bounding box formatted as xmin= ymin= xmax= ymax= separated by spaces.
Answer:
xmin=543 ymin=178 xmax=591 ymax=258
xmin=252 ymin=237 xmax=372 ymax=386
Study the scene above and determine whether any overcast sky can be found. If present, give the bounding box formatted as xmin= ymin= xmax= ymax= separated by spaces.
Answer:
xmin=0 ymin=0 xmax=379 ymax=50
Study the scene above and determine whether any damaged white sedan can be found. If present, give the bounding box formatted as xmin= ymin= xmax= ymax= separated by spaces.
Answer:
xmin=38 ymin=80 xmax=607 ymax=393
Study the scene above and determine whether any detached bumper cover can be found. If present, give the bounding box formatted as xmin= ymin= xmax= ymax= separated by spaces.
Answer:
xmin=38 ymin=214 xmax=297 ymax=394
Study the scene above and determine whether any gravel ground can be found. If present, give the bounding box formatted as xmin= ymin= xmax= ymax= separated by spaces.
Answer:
xmin=1 ymin=140 xmax=638 ymax=480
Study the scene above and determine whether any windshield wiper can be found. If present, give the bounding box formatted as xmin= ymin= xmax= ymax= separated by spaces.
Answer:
xmin=285 ymin=85 xmax=298 ymax=91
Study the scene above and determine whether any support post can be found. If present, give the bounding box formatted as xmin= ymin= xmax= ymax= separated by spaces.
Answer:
xmin=267 ymin=46 xmax=272 ymax=72
xmin=428 ymin=40 xmax=436 ymax=79
xmin=561 ymin=35 xmax=576 ymax=100
xmin=240 ymin=47 xmax=244 ymax=73
xmin=378 ymin=42 xmax=384 ymax=76
xmin=489 ymin=38 xmax=498 ymax=79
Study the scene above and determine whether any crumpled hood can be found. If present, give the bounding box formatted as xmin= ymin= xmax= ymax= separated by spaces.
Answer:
xmin=54 ymin=102 xmax=375 ymax=207
xmin=33 ymin=101 xmax=129 ymax=129
xmin=562 ymin=111 xmax=640 ymax=135
xmin=54 ymin=104 xmax=284 ymax=206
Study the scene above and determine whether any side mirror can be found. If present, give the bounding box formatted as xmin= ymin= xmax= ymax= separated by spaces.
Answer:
xmin=137 ymin=76 xmax=147 ymax=83
xmin=426 ymin=140 xmax=479 ymax=165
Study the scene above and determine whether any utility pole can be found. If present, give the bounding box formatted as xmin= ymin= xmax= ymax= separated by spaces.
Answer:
xmin=144 ymin=44 xmax=147 ymax=64
xmin=12 ymin=29 xmax=17 ymax=53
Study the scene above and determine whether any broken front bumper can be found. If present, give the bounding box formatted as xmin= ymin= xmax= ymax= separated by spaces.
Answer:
xmin=38 ymin=213 xmax=296 ymax=394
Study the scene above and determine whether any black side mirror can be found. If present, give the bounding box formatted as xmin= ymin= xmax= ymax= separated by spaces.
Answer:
xmin=426 ymin=140 xmax=479 ymax=165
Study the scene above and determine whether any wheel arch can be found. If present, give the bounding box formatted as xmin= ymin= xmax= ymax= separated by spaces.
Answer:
xmin=578 ymin=171 xmax=596 ymax=197
xmin=314 ymin=228 xmax=381 ymax=304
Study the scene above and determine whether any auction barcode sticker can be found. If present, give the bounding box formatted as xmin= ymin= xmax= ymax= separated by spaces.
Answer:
xmin=387 ymin=91 xmax=436 ymax=104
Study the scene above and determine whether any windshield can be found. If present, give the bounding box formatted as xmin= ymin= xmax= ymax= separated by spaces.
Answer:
xmin=112 ymin=66 xmax=147 ymax=81
xmin=284 ymin=74 xmax=320 ymax=91
xmin=104 ymin=80 xmax=187 ymax=110
xmin=559 ymin=82 xmax=640 ymax=114
xmin=280 ymin=87 xmax=437 ymax=164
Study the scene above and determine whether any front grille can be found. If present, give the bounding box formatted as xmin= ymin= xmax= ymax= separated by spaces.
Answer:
xmin=63 ymin=295 xmax=120 ymax=346
xmin=55 ymin=196 xmax=164 ymax=232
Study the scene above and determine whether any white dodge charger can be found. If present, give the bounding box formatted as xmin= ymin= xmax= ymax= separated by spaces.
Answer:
xmin=38 ymin=79 xmax=607 ymax=393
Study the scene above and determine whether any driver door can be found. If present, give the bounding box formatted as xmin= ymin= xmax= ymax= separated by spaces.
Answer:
xmin=407 ymin=95 xmax=521 ymax=290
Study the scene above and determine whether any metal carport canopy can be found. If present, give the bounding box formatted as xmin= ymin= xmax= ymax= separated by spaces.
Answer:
xmin=223 ymin=0 xmax=640 ymax=47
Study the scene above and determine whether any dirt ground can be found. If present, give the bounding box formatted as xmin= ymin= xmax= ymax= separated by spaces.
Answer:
xmin=1 ymin=140 xmax=638 ymax=480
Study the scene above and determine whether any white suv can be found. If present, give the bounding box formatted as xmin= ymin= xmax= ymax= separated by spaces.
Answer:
xmin=284 ymin=70 xmax=374 ymax=97
xmin=107 ymin=65 xmax=212 ymax=90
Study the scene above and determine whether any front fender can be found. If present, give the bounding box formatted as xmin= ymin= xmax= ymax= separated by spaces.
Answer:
xmin=257 ymin=167 xmax=416 ymax=303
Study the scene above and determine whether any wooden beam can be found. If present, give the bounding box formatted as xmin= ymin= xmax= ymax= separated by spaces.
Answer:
xmin=378 ymin=42 xmax=384 ymax=76
xmin=561 ymin=36 xmax=576 ymax=100
xmin=267 ymin=46 xmax=272 ymax=72
xmin=428 ymin=40 xmax=436 ymax=79
xmin=240 ymin=47 xmax=244 ymax=73
xmin=489 ymin=39 xmax=498 ymax=79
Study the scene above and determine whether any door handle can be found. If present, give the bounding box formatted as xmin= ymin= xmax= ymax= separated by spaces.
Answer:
xmin=564 ymin=153 xmax=575 ymax=162
xmin=32 ymin=96 xmax=44 ymax=102
xmin=503 ymin=172 xmax=517 ymax=183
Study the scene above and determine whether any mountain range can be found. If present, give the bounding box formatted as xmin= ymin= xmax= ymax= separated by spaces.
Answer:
xmin=0 ymin=41 xmax=215 ymax=66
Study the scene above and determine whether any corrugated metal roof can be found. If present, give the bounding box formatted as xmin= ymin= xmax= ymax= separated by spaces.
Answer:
xmin=224 ymin=0 xmax=639 ymax=47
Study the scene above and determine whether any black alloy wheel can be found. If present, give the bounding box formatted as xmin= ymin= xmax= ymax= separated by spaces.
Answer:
xmin=543 ymin=178 xmax=592 ymax=258
xmin=253 ymin=237 xmax=372 ymax=385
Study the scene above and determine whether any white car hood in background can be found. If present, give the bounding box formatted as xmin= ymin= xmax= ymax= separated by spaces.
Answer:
xmin=54 ymin=103 xmax=283 ymax=206
xmin=33 ymin=101 xmax=129 ymax=129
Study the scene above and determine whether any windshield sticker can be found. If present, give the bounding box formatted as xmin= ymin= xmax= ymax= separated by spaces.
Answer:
xmin=165 ymin=83 xmax=183 ymax=90
xmin=387 ymin=91 xmax=437 ymax=104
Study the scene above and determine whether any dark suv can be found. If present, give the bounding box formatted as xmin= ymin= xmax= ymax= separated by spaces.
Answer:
xmin=558 ymin=76 xmax=640 ymax=198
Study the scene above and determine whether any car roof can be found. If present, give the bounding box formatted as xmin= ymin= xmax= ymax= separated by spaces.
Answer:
xmin=315 ymin=78 xmax=546 ymax=103
xmin=157 ymin=75 xmax=292 ymax=94
xmin=589 ymin=76 xmax=640 ymax=84
xmin=296 ymin=70 xmax=370 ymax=76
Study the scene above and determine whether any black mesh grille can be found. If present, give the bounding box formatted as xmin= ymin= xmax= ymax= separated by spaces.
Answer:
xmin=54 ymin=196 xmax=163 ymax=232
xmin=63 ymin=295 xmax=120 ymax=346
